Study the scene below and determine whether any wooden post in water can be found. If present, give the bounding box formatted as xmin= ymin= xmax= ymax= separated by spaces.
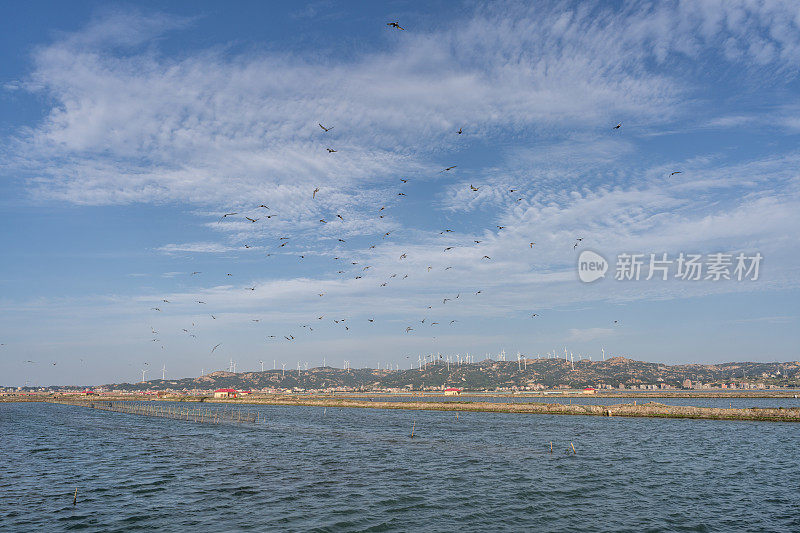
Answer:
xmin=550 ymin=442 xmax=553 ymax=454
xmin=73 ymin=488 xmax=77 ymax=506
xmin=571 ymin=442 xmax=576 ymax=455
xmin=411 ymin=420 xmax=416 ymax=439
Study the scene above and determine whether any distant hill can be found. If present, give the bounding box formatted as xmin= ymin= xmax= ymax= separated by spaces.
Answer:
xmin=99 ymin=358 xmax=800 ymax=392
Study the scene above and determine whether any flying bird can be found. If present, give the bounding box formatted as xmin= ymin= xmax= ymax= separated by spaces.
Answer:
xmin=530 ymin=242 xmax=535 ymax=248
xmin=482 ymin=255 xmax=491 ymax=260
xmin=441 ymin=166 xmax=457 ymax=172
xmin=258 ymin=205 xmax=269 ymax=209
xmin=319 ymin=123 xmax=333 ymax=132
xmin=336 ymin=214 xmax=344 ymax=221
xmin=405 ymin=327 xmax=414 ymax=333
xmin=313 ymin=188 xmax=320 ymax=198
xmin=457 ymin=127 xmax=462 ymax=134
xmin=400 ymin=178 xmax=408 ymax=183
xmin=326 ymin=148 xmax=337 ymax=153
xmin=191 ymin=272 xmax=201 ymax=275
xmin=497 ymin=226 xmax=506 ymax=229
xmin=670 ymin=171 xmax=682 ymax=176
xmin=211 ymin=343 xmax=221 ymax=354
xmin=387 ymin=21 xmax=405 ymax=30
xmin=470 ymin=184 xmax=480 ymax=191
xmin=245 ymin=217 xmax=259 ymax=223
xmin=613 ymin=122 xmax=622 ymax=130
xmin=151 ymin=307 xmax=161 ymax=312
xmin=218 ymin=213 xmax=237 ymax=223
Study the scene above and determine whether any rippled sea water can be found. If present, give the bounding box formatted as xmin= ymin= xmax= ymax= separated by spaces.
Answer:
xmin=2 ymin=402 xmax=798 ymax=532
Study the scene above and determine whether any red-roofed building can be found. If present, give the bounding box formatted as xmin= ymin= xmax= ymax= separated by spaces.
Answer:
xmin=214 ymin=388 xmax=237 ymax=399
xmin=444 ymin=388 xmax=462 ymax=396
xmin=582 ymin=387 xmax=597 ymax=394
xmin=80 ymin=389 xmax=96 ymax=396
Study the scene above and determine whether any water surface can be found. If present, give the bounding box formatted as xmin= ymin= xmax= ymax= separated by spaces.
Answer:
xmin=1 ymin=402 xmax=798 ymax=532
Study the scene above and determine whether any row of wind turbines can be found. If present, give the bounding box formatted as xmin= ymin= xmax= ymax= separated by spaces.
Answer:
xmin=144 ymin=347 xmax=614 ymax=383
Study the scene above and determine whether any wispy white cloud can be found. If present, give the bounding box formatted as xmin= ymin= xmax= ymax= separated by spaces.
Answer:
xmin=157 ymin=242 xmax=241 ymax=254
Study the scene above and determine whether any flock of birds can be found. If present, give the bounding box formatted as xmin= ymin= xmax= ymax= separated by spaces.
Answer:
xmin=12 ymin=21 xmax=683 ymax=377
xmin=139 ymin=22 xmax=686 ymax=376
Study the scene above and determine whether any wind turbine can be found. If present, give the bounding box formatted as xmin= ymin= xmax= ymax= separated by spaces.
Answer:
xmin=259 ymin=360 xmax=264 ymax=372
xmin=141 ymin=368 xmax=147 ymax=383
xmin=161 ymin=364 xmax=166 ymax=380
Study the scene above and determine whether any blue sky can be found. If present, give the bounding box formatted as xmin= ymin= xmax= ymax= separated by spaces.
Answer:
xmin=1 ymin=1 xmax=799 ymax=387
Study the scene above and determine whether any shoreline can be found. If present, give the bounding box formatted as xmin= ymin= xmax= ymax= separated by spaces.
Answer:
xmin=9 ymin=395 xmax=800 ymax=422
